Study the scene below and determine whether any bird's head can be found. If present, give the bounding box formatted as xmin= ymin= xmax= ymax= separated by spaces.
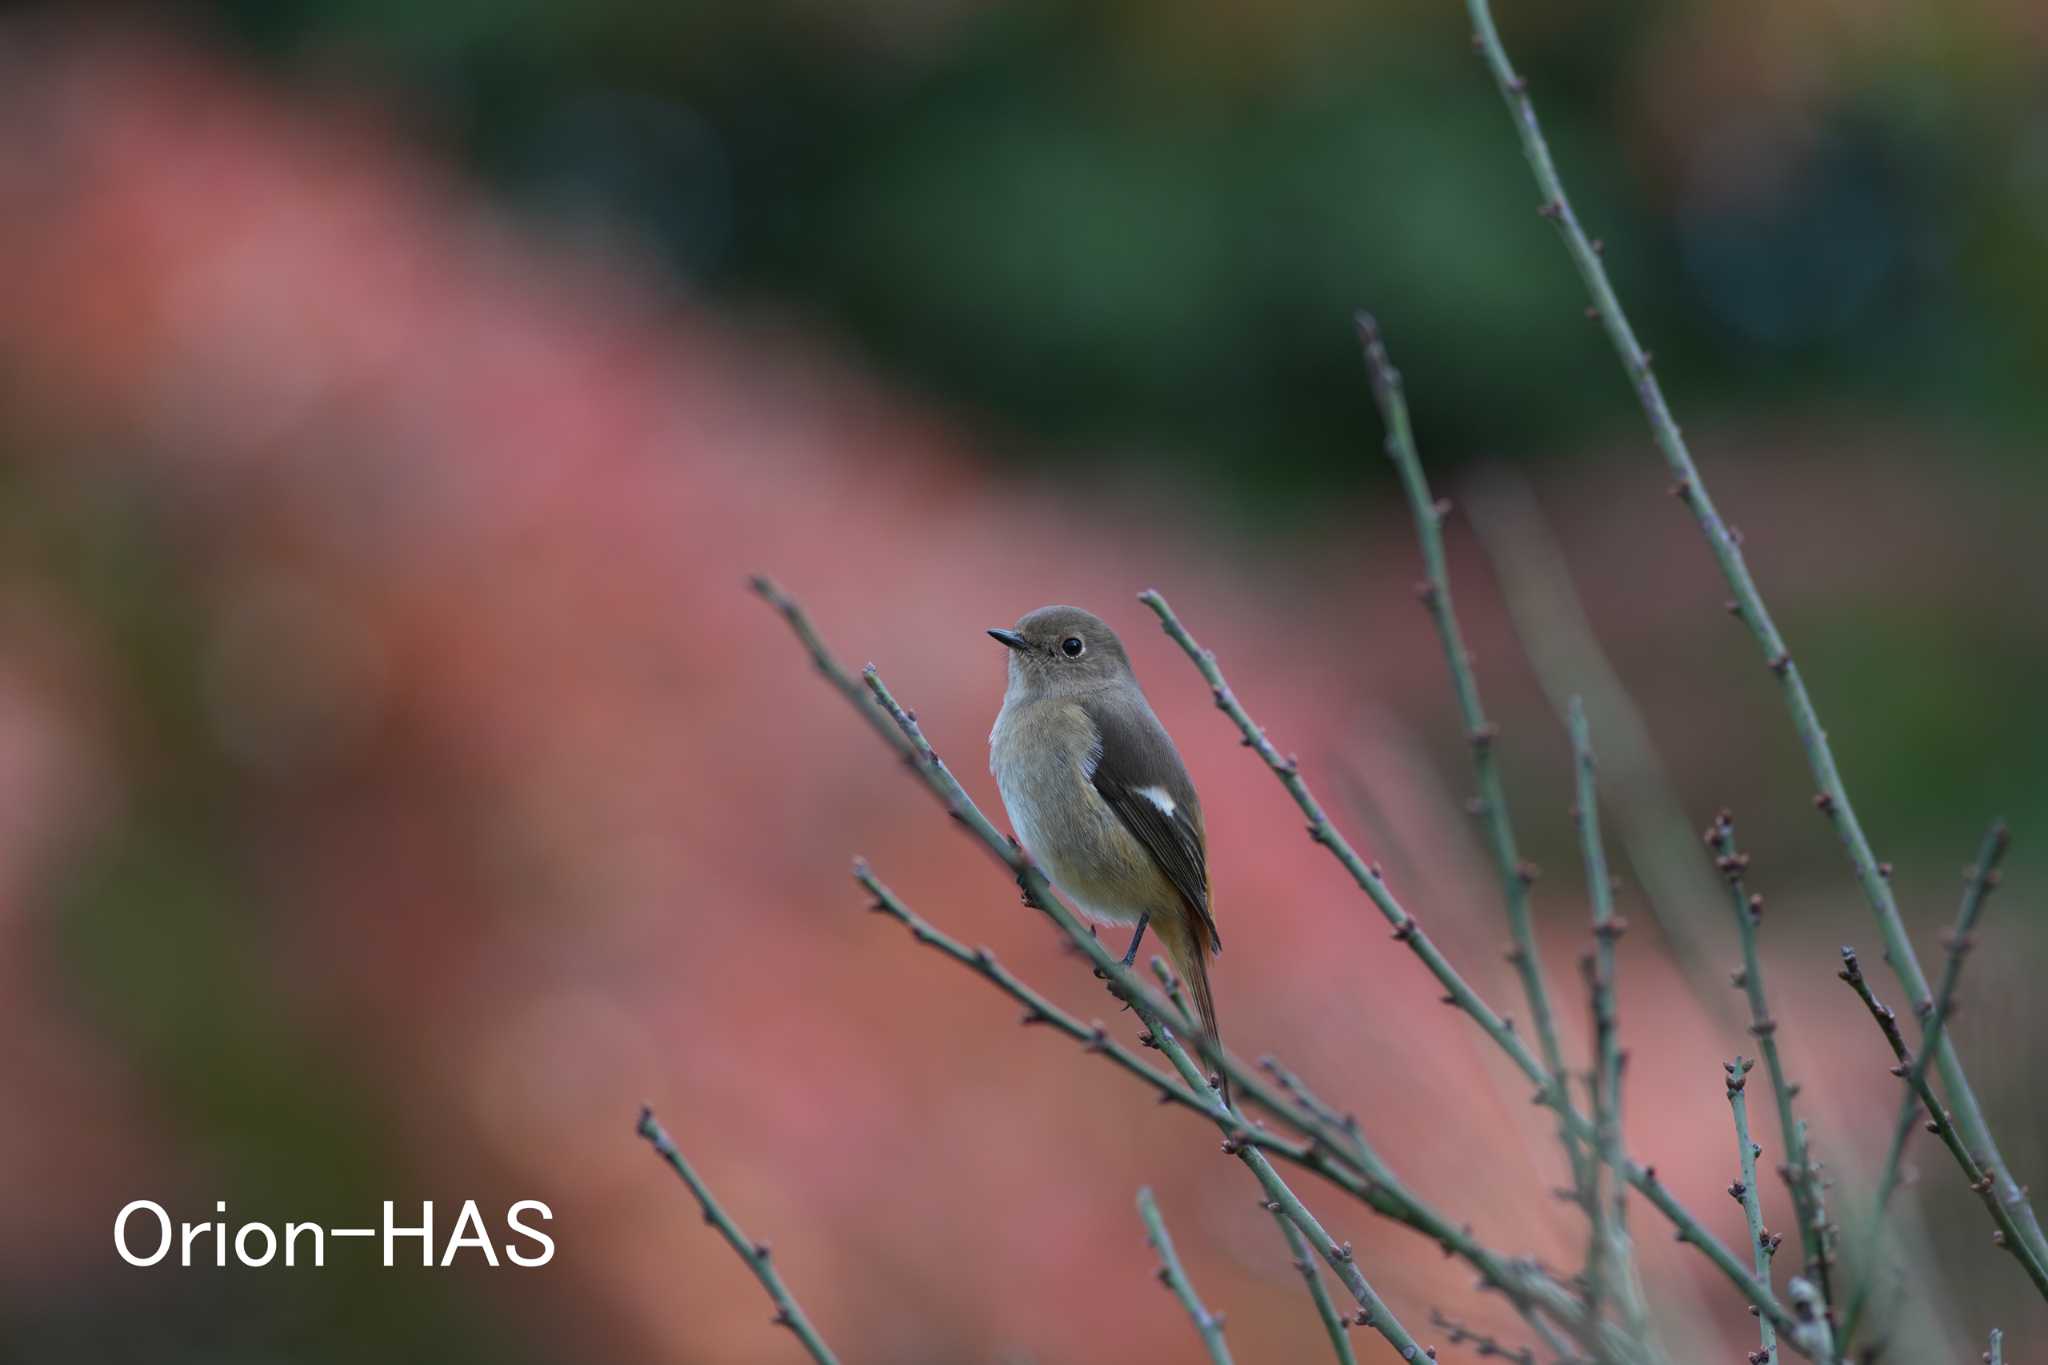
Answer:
xmin=988 ymin=605 xmax=1134 ymax=698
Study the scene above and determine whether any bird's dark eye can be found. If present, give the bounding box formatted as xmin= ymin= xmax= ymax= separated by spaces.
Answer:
xmin=1061 ymin=636 xmax=1085 ymax=657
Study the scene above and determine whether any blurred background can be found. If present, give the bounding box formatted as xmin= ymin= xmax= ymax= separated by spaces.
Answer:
xmin=2 ymin=0 xmax=2045 ymax=1360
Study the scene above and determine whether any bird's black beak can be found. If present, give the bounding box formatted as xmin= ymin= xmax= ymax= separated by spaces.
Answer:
xmin=987 ymin=629 xmax=1029 ymax=652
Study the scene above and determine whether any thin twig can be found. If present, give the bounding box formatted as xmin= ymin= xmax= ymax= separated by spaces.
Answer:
xmin=1139 ymin=590 xmax=1551 ymax=1099
xmin=1580 ymin=958 xmax=1614 ymax=1362
xmin=1139 ymin=1187 xmax=1235 ymax=1365
xmin=1243 ymin=1151 xmax=1436 ymax=1364
xmin=1987 ymin=1327 xmax=2004 ymax=1365
xmin=1570 ymin=697 xmax=1648 ymax=1356
xmin=1275 ymin=1206 xmax=1361 ymax=1365
xmin=861 ymin=857 xmax=1441 ymax=1357
xmin=855 ymin=862 xmax=1304 ymax=1159
xmin=749 ymin=576 xmax=913 ymax=761
xmin=1459 ymin=0 xmax=2046 ymax=1273
xmin=1837 ymin=824 xmax=2045 ymax=1343
xmin=1139 ymin=956 xmax=1443 ymax=1362
xmin=1357 ymin=311 xmax=1582 ymax=1200
xmin=1429 ymin=1309 xmax=1538 ymax=1365
xmin=635 ymin=1108 xmax=841 ymax=1365
xmin=1704 ymin=813 xmax=1830 ymax=1318
xmin=1252 ymin=1050 xmax=1596 ymax=1355
xmin=1725 ymin=1059 xmax=1780 ymax=1365
xmin=1837 ymin=948 xmax=2048 ymax=1309
xmin=1137 ymin=589 xmax=1805 ymax=1353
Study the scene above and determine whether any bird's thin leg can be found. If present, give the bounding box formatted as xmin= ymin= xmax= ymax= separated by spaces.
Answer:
xmin=1119 ymin=915 xmax=1151 ymax=968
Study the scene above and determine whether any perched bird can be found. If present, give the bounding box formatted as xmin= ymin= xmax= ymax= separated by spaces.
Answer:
xmin=987 ymin=606 xmax=1225 ymax=1097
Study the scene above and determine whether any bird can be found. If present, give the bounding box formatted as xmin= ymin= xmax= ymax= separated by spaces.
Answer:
xmin=986 ymin=605 xmax=1226 ymax=1101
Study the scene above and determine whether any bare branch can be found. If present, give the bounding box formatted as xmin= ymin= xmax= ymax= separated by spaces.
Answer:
xmin=855 ymin=861 xmax=1302 ymax=1158
xmin=1837 ymin=948 xmax=2048 ymax=1307
xmin=1275 ymin=1205 xmax=1361 ymax=1365
xmin=862 ymin=802 xmax=1565 ymax=1356
xmin=1704 ymin=813 xmax=1831 ymax=1317
xmin=636 ymin=1108 xmax=840 ymax=1365
xmin=748 ymin=576 xmax=912 ymax=761
xmin=1357 ymin=311 xmax=1581 ymax=1199
xmin=1725 ymin=1058 xmax=1780 ymax=1365
xmin=1458 ymin=0 xmax=2046 ymax=1274
xmin=1139 ymin=1187 xmax=1235 ymax=1365
xmin=1570 ymin=697 xmax=1649 ymax=1356
xmin=1837 ymin=824 xmax=2045 ymax=1344
xmin=1244 ymin=1153 xmax=1435 ymax=1363
xmin=1430 ymin=1308 xmax=1538 ymax=1365
xmin=1137 ymin=589 xmax=1805 ymax=1353
xmin=1139 ymin=588 xmax=1553 ymax=1100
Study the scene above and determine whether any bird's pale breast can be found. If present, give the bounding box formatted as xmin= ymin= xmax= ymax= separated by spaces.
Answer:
xmin=989 ymin=696 xmax=1170 ymax=926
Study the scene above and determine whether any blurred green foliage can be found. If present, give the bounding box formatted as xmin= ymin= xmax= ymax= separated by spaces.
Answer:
xmin=11 ymin=478 xmax=538 ymax=1365
xmin=194 ymin=0 xmax=2048 ymax=519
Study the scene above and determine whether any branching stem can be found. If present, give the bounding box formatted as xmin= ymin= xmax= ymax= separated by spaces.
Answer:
xmin=1838 ymin=947 xmax=2048 ymax=1309
xmin=1571 ymin=698 xmax=1652 ymax=1359
xmin=1837 ymin=825 xmax=2044 ymax=1345
xmin=856 ymin=862 xmax=1303 ymax=1158
xmin=1459 ymin=0 xmax=2045 ymax=1274
xmin=1726 ymin=1058 xmax=1779 ymax=1365
xmin=636 ymin=1108 xmax=841 ymax=1365
xmin=1704 ymin=813 xmax=1830 ymax=1317
xmin=1274 ymin=1205 xmax=1361 ymax=1365
xmin=1138 ymin=589 xmax=1804 ymax=1353
xmin=1430 ymin=1309 xmax=1538 ymax=1365
xmin=1139 ymin=1187 xmax=1235 ymax=1364
xmin=1357 ymin=311 xmax=1582 ymax=1199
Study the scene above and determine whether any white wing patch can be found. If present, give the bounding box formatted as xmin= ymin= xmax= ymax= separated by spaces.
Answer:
xmin=1137 ymin=785 xmax=1177 ymax=818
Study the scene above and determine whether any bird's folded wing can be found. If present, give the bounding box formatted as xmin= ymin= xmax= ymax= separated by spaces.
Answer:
xmin=1078 ymin=696 xmax=1219 ymax=952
